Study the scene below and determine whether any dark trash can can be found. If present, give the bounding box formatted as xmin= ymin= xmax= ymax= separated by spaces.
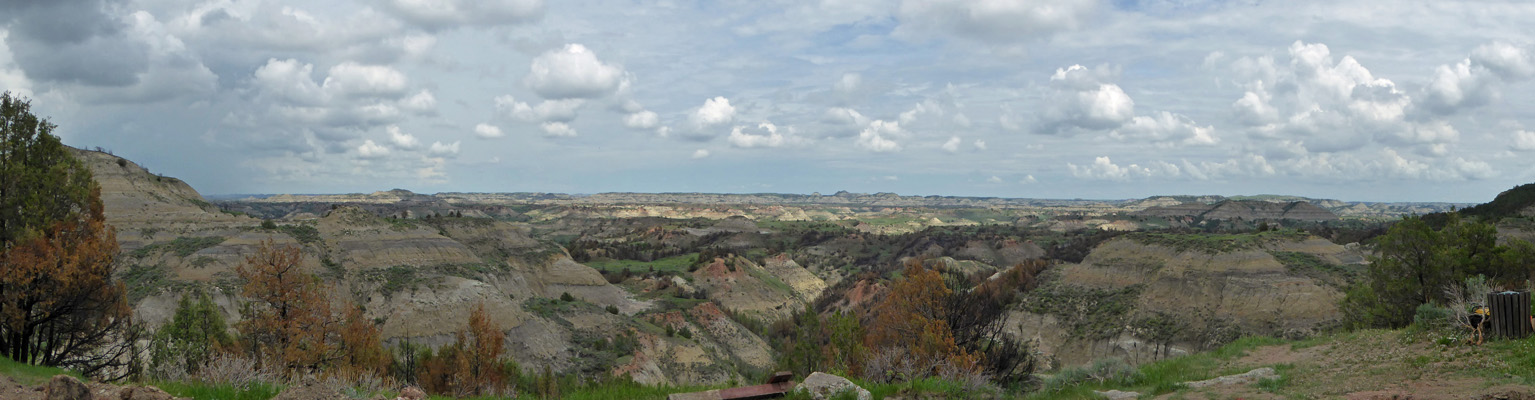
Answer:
xmin=1486 ymin=291 xmax=1532 ymax=340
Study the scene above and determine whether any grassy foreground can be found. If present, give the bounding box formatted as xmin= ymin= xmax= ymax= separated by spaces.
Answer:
xmin=6 ymin=327 xmax=1533 ymax=399
xmin=1032 ymin=328 xmax=1535 ymax=399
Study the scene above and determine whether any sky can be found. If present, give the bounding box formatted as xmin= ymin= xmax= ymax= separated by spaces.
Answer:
xmin=2 ymin=0 xmax=1534 ymax=203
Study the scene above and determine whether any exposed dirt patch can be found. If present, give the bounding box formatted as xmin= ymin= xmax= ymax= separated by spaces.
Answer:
xmin=1233 ymin=344 xmax=1314 ymax=367
xmin=0 ymin=375 xmax=40 ymax=400
xmin=1344 ymin=381 xmax=1535 ymax=400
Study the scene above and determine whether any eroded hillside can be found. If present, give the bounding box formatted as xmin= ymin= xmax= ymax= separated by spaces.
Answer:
xmin=1008 ymin=231 xmax=1366 ymax=369
xmin=80 ymin=146 xmax=1472 ymax=389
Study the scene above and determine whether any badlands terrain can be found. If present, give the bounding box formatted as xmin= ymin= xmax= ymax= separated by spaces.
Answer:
xmin=70 ymin=146 xmax=1535 ymax=398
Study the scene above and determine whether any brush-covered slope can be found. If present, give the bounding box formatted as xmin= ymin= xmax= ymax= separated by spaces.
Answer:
xmin=81 ymin=148 xmax=775 ymax=386
xmin=690 ymin=254 xmax=826 ymax=323
xmin=1007 ymin=230 xmax=1364 ymax=369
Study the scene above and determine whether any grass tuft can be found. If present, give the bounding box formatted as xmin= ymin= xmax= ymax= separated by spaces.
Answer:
xmin=153 ymin=381 xmax=283 ymax=400
xmin=0 ymin=355 xmax=81 ymax=386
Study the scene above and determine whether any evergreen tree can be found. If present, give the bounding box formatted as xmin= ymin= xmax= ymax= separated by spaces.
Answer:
xmin=0 ymin=92 xmax=134 ymax=379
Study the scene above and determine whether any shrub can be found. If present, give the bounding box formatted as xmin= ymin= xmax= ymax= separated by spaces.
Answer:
xmin=678 ymin=327 xmax=693 ymax=339
xmin=1086 ymin=357 xmax=1142 ymax=385
xmin=150 ymin=290 xmax=233 ymax=379
xmin=1040 ymin=357 xmax=1142 ymax=392
xmin=260 ymin=219 xmax=277 ymax=230
xmin=1040 ymin=365 xmax=1090 ymax=392
xmin=561 ymin=292 xmax=575 ymax=302
xmin=1412 ymin=302 xmax=1455 ymax=332
xmin=605 ymin=305 xmax=619 ymax=315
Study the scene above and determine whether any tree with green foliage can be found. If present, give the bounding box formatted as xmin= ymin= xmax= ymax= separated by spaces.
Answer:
xmin=1347 ymin=213 xmax=1535 ymax=328
xmin=821 ymin=310 xmax=866 ymax=376
xmin=786 ymin=303 xmax=824 ymax=376
xmin=0 ymin=92 xmax=135 ymax=379
xmin=1353 ymin=215 xmax=1449 ymax=327
xmin=150 ymin=290 xmax=233 ymax=376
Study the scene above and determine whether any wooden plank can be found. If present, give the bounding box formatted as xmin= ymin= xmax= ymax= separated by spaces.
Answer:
xmin=1487 ymin=291 xmax=1532 ymax=340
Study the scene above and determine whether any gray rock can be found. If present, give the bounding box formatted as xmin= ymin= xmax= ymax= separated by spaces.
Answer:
xmin=119 ymin=386 xmax=176 ymax=400
xmin=44 ymin=375 xmax=90 ymax=400
xmin=395 ymin=386 xmax=426 ymax=400
xmin=793 ymin=372 xmax=871 ymax=400
xmin=1183 ymin=367 xmax=1279 ymax=388
xmin=1094 ymin=389 xmax=1140 ymax=400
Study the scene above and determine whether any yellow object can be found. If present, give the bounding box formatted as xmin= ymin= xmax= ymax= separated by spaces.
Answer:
xmin=1475 ymin=307 xmax=1490 ymax=316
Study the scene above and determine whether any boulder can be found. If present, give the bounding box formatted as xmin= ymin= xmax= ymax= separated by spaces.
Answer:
xmin=793 ymin=372 xmax=871 ymax=400
xmin=1183 ymin=367 xmax=1279 ymax=388
xmin=45 ymin=375 xmax=90 ymax=400
xmin=119 ymin=386 xmax=176 ymax=400
xmin=396 ymin=386 xmax=426 ymax=400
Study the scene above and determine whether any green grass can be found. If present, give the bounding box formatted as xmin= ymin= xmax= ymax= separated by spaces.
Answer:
xmin=129 ymin=236 xmax=228 ymax=258
xmin=1270 ymin=251 xmax=1361 ymax=287
xmin=584 ymin=253 xmax=698 ymax=274
xmin=0 ymin=354 xmax=81 ymax=385
xmin=278 ymin=224 xmax=321 ymax=244
xmin=1025 ymin=336 xmax=1287 ymax=400
xmin=831 ymin=376 xmax=988 ymax=400
xmin=153 ymin=381 xmax=283 ymax=400
xmin=1484 ymin=334 xmax=1535 ymax=385
xmin=851 ymin=216 xmax=921 ymax=227
xmin=745 ymin=264 xmax=796 ymax=296
xmin=560 ymin=380 xmax=721 ymax=400
xmin=362 ymin=265 xmax=420 ymax=299
xmin=421 ymin=378 xmax=722 ymax=400
xmin=1129 ymin=230 xmax=1308 ymax=254
xmin=1022 ymin=283 xmax=1144 ymax=340
xmin=120 ymin=263 xmax=198 ymax=303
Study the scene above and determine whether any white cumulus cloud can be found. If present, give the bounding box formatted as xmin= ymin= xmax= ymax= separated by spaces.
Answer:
xmin=1068 ymin=156 xmax=1181 ymax=181
xmin=1472 ymin=41 xmax=1535 ymax=80
xmin=1513 ymin=130 xmax=1535 ymax=151
xmin=323 ymin=62 xmax=409 ymax=98
xmin=683 ymin=96 xmax=735 ymax=140
xmin=856 ymin=120 xmax=903 ymax=153
xmin=496 ymin=95 xmax=584 ymax=122
xmin=1038 ymin=64 xmax=1134 ymax=133
xmin=895 ymin=0 xmax=1098 ymax=45
xmin=399 ymin=90 xmax=437 ymax=114
xmin=624 ymin=110 xmax=659 ymax=129
xmin=387 ymin=125 xmax=419 ymax=149
xmin=356 ymin=140 xmax=390 ymax=159
xmin=728 ymin=122 xmax=802 ymax=148
xmin=1112 ymin=112 xmax=1218 ymax=147
xmin=541 ymin=121 xmax=576 ymax=137
xmin=428 ymin=141 xmax=460 ymax=157
xmin=474 ymin=123 xmax=504 ymax=139
xmin=525 ymin=44 xmax=627 ymax=99
xmin=941 ymin=136 xmax=961 ymax=153
xmin=380 ymin=0 xmax=543 ymax=30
